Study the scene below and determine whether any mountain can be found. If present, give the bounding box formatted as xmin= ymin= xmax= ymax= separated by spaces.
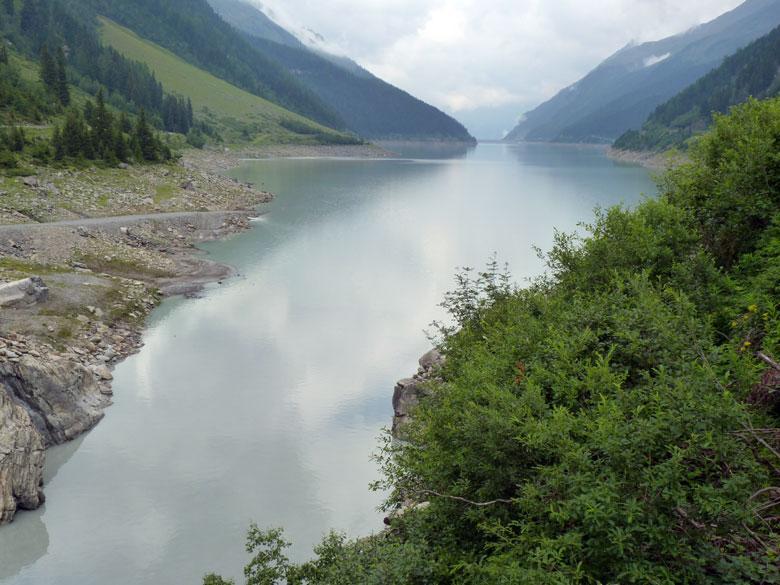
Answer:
xmin=505 ymin=0 xmax=780 ymax=144
xmin=65 ymin=0 xmax=345 ymax=131
xmin=207 ymin=0 xmax=475 ymax=142
xmin=614 ymin=25 xmax=780 ymax=151
xmin=97 ymin=17 xmax=357 ymax=145
xmin=0 ymin=0 xmax=358 ymax=145
xmin=205 ymin=0 xmax=302 ymax=49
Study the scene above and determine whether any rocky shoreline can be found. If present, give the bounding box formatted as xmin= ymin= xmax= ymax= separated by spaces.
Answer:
xmin=606 ymin=147 xmax=687 ymax=170
xmin=0 ymin=153 xmax=273 ymax=525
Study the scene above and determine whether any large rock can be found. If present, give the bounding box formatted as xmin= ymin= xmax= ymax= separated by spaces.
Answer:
xmin=391 ymin=349 xmax=445 ymax=439
xmin=0 ymin=277 xmax=49 ymax=308
xmin=0 ymin=387 xmax=45 ymax=525
xmin=0 ymin=354 xmax=108 ymax=446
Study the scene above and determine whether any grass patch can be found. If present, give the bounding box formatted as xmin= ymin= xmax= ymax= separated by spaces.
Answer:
xmin=98 ymin=17 xmax=356 ymax=145
xmin=154 ymin=183 xmax=175 ymax=203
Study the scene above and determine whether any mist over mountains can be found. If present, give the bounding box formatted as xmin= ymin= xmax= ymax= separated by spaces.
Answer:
xmin=505 ymin=0 xmax=780 ymax=144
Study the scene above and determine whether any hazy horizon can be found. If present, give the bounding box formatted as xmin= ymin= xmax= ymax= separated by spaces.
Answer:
xmin=249 ymin=0 xmax=745 ymax=139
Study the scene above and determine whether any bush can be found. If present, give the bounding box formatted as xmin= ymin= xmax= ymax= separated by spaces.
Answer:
xmin=208 ymin=97 xmax=780 ymax=585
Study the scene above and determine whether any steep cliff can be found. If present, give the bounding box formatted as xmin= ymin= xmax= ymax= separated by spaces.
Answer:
xmin=0 ymin=388 xmax=45 ymax=525
xmin=0 ymin=342 xmax=109 ymax=524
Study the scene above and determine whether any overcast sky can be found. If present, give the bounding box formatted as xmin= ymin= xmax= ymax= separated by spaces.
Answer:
xmin=254 ymin=0 xmax=745 ymax=138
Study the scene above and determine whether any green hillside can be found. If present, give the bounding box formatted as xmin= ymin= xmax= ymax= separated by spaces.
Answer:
xmin=614 ymin=24 xmax=780 ymax=152
xmin=98 ymin=17 xmax=358 ymax=145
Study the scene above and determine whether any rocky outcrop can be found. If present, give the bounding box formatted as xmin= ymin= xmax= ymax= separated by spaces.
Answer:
xmin=0 ymin=388 xmax=45 ymax=525
xmin=392 ymin=349 xmax=445 ymax=439
xmin=0 ymin=355 xmax=108 ymax=447
xmin=0 ymin=347 xmax=109 ymax=525
xmin=0 ymin=277 xmax=49 ymax=308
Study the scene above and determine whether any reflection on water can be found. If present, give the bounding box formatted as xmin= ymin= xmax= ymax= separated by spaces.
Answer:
xmin=0 ymin=144 xmax=655 ymax=585
xmin=375 ymin=140 xmax=476 ymax=159
xmin=0 ymin=436 xmax=84 ymax=580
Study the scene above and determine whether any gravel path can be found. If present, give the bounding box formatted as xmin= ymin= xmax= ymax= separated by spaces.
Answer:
xmin=0 ymin=210 xmax=257 ymax=236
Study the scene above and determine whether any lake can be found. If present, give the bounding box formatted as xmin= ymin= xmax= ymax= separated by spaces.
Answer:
xmin=0 ymin=143 xmax=656 ymax=584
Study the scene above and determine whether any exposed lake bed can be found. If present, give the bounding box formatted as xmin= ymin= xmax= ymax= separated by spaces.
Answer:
xmin=0 ymin=143 xmax=655 ymax=584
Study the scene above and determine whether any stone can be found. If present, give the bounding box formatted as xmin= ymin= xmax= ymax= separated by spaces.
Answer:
xmin=0 ymin=277 xmax=49 ymax=308
xmin=21 ymin=176 xmax=39 ymax=188
xmin=117 ymin=162 xmax=129 ymax=170
xmin=89 ymin=364 xmax=113 ymax=381
xmin=391 ymin=349 xmax=445 ymax=439
xmin=0 ymin=355 xmax=108 ymax=446
xmin=419 ymin=348 xmax=445 ymax=371
xmin=76 ymin=226 xmax=89 ymax=238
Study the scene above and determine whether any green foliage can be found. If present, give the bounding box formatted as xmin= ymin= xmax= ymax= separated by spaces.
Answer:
xmin=662 ymin=98 xmax=780 ymax=267
xmin=208 ymin=97 xmax=780 ymax=585
xmin=51 ymin=100 xmax=171 ymax=164
xmin=6 ymin=0 xmax=194 ymax=134
xmin=614 ymin=25 xmax=780 ymax=152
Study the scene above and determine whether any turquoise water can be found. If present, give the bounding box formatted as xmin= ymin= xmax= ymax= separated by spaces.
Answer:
xmin=0 ymin=143 xmax=655 ymax=584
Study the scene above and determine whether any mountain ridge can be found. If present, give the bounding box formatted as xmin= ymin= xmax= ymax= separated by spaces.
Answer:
xmin=207 ymin=0 xmax=475 ymax=142
xmin=613 ymin=24 xmax=780 ymax=151
xmin=505 ymin=0 xmax=780 ymax=144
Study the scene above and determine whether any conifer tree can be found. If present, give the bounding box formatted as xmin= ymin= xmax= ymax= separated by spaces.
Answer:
xmin=3 ymin=0 xmax=14 ymax=16
xmin=0 ymin=44 xmax=8 ymax=66
xmin=119 ymin=112 xmax=132 ymax=134
xmin=9 ymin=126 xmax=25 ymax=152
xmin=39 ymin=45 xmax=56 ymax=93
xmin=60 ymin=108 xmax=87 ymax=158
xmin=51 ymin=125 xmax=64 ymax=160
xmin=91 ymin=89 xmax=113 ymax=157
xmin=54 ymin=45 xmax=69 ymax=106
xmin=133 ymin=108 xmax=157 ymax=162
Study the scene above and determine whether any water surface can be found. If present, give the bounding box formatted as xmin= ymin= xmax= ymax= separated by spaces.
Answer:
xmin=0 ymin=143 xmax=655 ymax=584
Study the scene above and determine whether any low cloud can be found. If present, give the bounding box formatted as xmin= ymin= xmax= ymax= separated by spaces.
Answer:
xmin=250 ymin=0 xmax=745 ymax=137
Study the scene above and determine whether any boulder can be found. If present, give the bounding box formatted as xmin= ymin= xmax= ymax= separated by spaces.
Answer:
xmin=0 ymin=277 xmax=49 ymax=308
xmin=0 ymin=354 xmax=108 ymax=446
xmin=0 ymin=386 xmax=45 ymax=525
xmin=419 ymin=348 xmax=444 ymax=371
xmin=391 ymin=349 xmax=446 ymax=439
xmin=89 ymin=364 xmax=113 ymax=381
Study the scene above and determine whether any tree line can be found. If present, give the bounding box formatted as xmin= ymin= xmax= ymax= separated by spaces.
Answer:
xmin=4 ymin=0 xmax=194 ymax=134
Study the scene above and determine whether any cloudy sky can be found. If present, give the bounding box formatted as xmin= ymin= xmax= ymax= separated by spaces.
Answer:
xmin=255 ymin=0 xmax=745 ymax=138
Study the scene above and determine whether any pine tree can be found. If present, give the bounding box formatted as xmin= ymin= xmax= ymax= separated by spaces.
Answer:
xmin=112 ymin=126 xmax=128 ymax=162
xmin=133 ymin=108 xmax=158 ymax=162
xmin=61 ymin=108 xmax=86 ymax=158
xmin=51 ymin=125 xmax=64 ymax=160
xmin=3 ymin=0 xmax=14 ymax=16
xmin=39 ymin=45 xmax=57 ymax=94
xmin=54 ymin=45 xmax=69 ymax=106
xmin=0 ymin=44 xmax=8 ymax=66
xmin=119 ymin=112 xmax=132 ymax=134
xmin=9 ymin=126 xmax=25 ymax=152
xmin=91 ymin=89 xmax=116 ymax=160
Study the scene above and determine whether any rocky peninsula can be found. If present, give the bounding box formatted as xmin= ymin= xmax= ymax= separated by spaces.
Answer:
xmin=0 ymin=149 xmax=275 ymax=525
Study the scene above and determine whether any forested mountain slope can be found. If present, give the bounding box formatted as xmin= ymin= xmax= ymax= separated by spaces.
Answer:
xmin=66 ymin=0 xmax=345 ymax=130
xmin=504 ymin=0 xmax=780 ymax=144
xmin=98 ymin=17 xmax=355 ymax=145
xmin=614 ymin=25 xmax=780 ymax=151
xmin=207 ymin=0 xmax=475 ymax=142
